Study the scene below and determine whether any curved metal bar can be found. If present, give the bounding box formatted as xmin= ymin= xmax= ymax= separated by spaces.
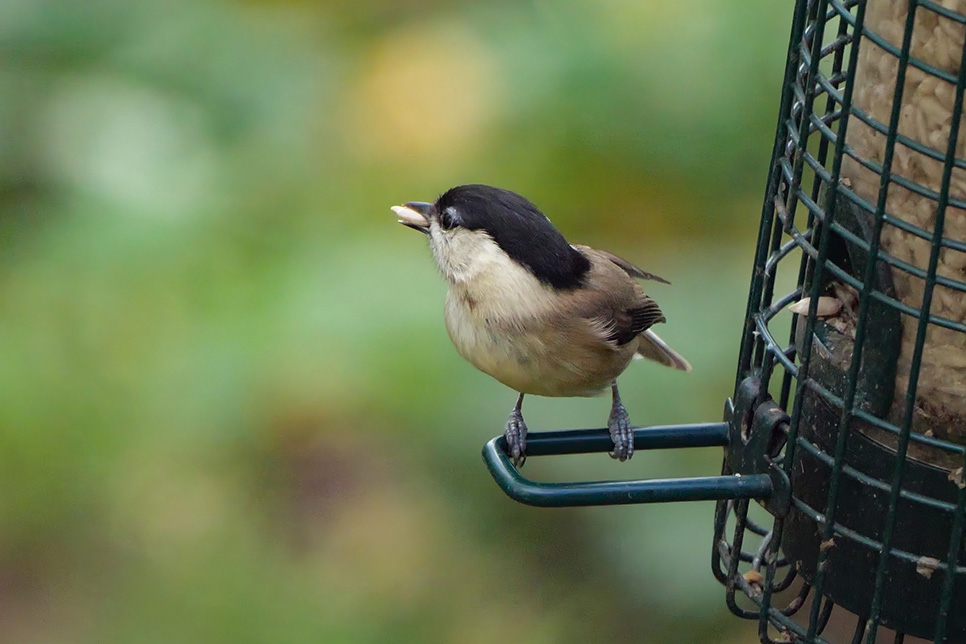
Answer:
xmin=482 ymin=424 xmax=773 ymax=508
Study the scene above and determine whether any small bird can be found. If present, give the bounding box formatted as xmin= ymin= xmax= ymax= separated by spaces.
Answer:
xmin=392 ymin=185 xmax=690 ymax=466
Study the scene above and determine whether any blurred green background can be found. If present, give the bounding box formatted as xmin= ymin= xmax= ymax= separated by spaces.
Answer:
xmin=1 ymin=1 xmax=791 ymax=642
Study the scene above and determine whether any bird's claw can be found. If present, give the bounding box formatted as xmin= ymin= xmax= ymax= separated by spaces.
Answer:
xmin=505 ymin=408 xmax=528 ymax=468
xmin=608 ymin=400 xmax=634 ymax=462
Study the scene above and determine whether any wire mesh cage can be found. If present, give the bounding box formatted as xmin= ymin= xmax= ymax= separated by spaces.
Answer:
xmin=715 ymin=0 xmax=966 ymax=642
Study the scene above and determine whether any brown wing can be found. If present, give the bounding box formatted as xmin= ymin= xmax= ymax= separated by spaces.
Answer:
xmin=570 ymin=247 xmax=688 ymax=368
xmin=572 ymin=245 xmax=671 ymax=285
xmin=605 ymin=298 xmax=666 ymax=345
xmin=570 ymin=247 xmax=667 ymax=347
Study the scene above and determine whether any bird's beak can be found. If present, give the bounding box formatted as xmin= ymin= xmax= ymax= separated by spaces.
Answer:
xmin=391 ymin=202 xmax=432 ymax=234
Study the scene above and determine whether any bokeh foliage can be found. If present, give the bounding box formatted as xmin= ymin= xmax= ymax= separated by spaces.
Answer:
xmin=1 ymin=1 xmax=790 ymax=642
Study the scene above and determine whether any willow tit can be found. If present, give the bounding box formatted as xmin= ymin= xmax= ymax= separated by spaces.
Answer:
xmin=392 ymin=184 xmax=690 ymax=466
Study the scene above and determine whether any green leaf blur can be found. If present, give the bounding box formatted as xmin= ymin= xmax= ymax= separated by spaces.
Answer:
xmin=1 ymin=1 xmax=789 ymax=642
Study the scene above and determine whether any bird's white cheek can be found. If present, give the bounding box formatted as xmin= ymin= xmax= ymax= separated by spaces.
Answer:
xmin=428 ymin=229 xmax=497 ymax=284
xmin=427 ymin=229 xmax=460 ymax=280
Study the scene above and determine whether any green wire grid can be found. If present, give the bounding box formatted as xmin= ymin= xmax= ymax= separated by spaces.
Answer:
xmin=721 ymin=0 xmax=966 ymax=643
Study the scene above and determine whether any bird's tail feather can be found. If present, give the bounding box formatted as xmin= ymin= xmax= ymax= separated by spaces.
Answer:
xmin=635 ymin=329 xmax=691 ymax=371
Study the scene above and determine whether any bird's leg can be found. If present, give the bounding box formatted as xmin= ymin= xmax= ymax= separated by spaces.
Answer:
xmin=504 ymin=393 xmax=528 ymax=467
xmin=608 ymin=381 xmax=634 ymax=461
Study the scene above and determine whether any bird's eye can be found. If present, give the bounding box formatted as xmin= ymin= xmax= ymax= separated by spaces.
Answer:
xmin=438 ymin=208 xmax=458 ymax=231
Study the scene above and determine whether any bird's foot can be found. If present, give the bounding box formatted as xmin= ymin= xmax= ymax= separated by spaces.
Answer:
xmin=608 ymin=396 xmax=634 ymax=462
xmin=504 ymin=407 xmax=528 ymax=468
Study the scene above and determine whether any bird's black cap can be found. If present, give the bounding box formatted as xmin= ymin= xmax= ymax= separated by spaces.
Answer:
xmin=435 ymin=185 xmax=590 ymax=290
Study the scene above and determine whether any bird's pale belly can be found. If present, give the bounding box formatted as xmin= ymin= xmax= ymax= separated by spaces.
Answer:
xmin=444 ymin=297 xmax=637 ymax=398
